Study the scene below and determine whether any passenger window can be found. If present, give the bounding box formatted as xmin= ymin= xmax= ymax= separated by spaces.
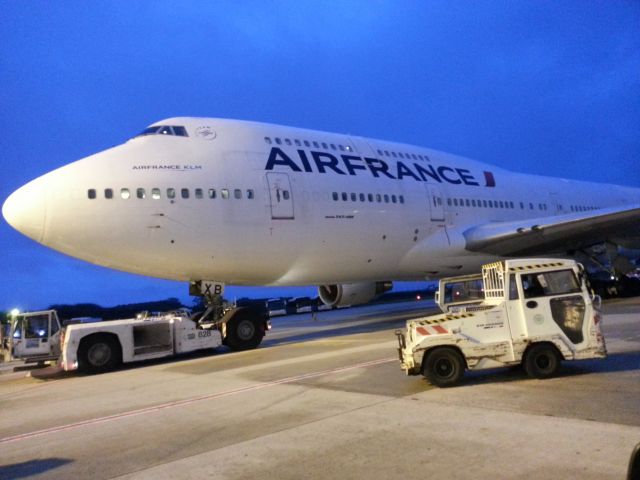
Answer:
xmin=195 ymin=188 xmax=203 ymax=199
xmin=368 ymin=193 xmax=374 ymax=202
xmin=264 ymin=137 xmax=272 ymax=144
xmin=359 ymin=193 xmax=365 ymax=202
xmin=304 ymin=140 xmax=311 ymax=147
xmin=208 ymin=189 xmax=216 ymax=199
xmin=221 ymin=189 xmax=229 ymax=199
xmin=392 ymin=195 xmax=397 ymax=203
xmin=399 ymin=195 xmax=405 ymax=204
xmin=342 ymin=192 xmax=348 ymax=201
xmin=321 ymin=142 xmax=328 ymax=149
xmin=376 ymin=194 xmax=381 ymax=202
xmin=282 ymin=190 xmax=290 ymax=200
xmin=350 ymin=193 xmax=357 ymax=201
xmin=284 ymin=138 xmax=292 ymax=146
xmin=152 ymin=188 xmax=161 ymax=200
xmin=294 ymin=139 xmax=301 ymax=146
xmin=384 ymin=194 xmax=389 ymax=203
xmin=121 ymin=188 xmax=130 ymax=199
xmin=181 ymin=188 xmax=189 ymax=199
xmin=234 ymin=189 xmax=242 ymax=199
xmin=167 ymin=188 xmax=175 ymax=199
xmin=332 ymin=192 xmax=339 ymax=201
xmin=88 ymin=189 xmax=96 ymax=199
xmin=313 ymin=141 xmax=319 ymax=148
xmin=137 ymin=188 xmax=146 ymax=199
xmin=339 ymin=145 xmax=345 ymax=151
xmin=104 ymin=188 xmax=113 ymax=199
xmin=330 ymin=144 xmax=336 ymax=150
xmin=247 ymin=189 xmax=254 ymax=199
xmin=275 ymin=138 xmax=282 ymax=145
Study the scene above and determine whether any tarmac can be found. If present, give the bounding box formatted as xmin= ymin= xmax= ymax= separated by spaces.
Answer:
xmin=0 ymin=298 xmax=638 ymax=479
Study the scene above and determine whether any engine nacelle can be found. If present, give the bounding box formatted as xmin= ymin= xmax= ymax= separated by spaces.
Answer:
xmin=318 ymin=281 xmax=392 ymax=307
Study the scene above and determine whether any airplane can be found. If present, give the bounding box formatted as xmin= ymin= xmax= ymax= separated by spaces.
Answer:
xmin=3 ymin=117 xmax=640 ymax=347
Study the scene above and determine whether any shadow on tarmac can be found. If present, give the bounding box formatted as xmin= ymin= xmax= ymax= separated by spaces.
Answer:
xmin=459 ymin=350 xmax=640 ymax=387
xmin=0 ymin=458 xmax=73 ymax=480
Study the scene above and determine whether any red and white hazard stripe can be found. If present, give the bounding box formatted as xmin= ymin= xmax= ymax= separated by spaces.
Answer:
xmin=416 ymin=324 xmax=448 ymax=336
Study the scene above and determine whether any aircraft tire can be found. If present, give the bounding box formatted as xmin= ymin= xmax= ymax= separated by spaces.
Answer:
xmin=223 ymin=311 xmax=265 ymax=351
xmin=524 ymin=343 xmax=560 ymax=379
xmin=422 ymin=347 xmax=465 ymax=387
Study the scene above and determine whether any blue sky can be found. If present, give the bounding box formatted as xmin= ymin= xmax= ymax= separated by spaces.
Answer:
xmin=1 ymin=1 xmax=639 ymax=311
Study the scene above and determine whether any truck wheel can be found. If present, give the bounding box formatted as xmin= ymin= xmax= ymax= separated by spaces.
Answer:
xmin=524 ymin=344 xmax=560 ymax=379
xmin=423 ymin=347 xmax=465 ymax=387
xmin=223 ymin=314 xmax=264 ymax=351
xmin=78 ymin=335 xmax=121 ymax=373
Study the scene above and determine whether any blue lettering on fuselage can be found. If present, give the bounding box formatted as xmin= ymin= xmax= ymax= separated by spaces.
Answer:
xmin=264 ymin=147 xmax=495 ymax=187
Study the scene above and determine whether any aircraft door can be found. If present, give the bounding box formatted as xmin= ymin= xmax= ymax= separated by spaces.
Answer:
xmin=266 ymin=173 xmax=295 ymax=220
xmin=425 ymin=184 xmax=445 ymax=222
xmin=549 ymin=192 xmax=564 ymax=215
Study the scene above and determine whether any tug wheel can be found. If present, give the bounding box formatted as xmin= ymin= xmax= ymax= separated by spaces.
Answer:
xmin=78 ymin=334 xmax=121 ymax=373
xmin=524 ymin=343 xmax=561 ymax=379
xmin=423 ymin=347 xmax=465 ymax=387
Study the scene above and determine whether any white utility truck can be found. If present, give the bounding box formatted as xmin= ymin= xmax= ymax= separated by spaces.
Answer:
xmin=2 ymin=310 xmax=62 ymax=364
xmin=59 ymin=308 xmax=266 ymax=373
xmin=396 ymin=258 xmax=607 ymax=387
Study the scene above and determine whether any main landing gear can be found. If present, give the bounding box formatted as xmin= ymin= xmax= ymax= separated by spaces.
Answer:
xmin=189 ymin=281 xmax=267 ymax=351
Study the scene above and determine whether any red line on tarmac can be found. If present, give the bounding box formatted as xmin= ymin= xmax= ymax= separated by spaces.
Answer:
xmin=0 ymin=356 xmax=396 ymax=445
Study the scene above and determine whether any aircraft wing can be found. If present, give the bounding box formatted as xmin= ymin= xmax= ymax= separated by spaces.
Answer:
xmin=463 ymin=205 xmax=640 ymax=255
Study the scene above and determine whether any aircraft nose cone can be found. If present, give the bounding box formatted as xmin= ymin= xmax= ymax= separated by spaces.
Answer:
xmin=2 ymin=179 xmax=46 ymax=243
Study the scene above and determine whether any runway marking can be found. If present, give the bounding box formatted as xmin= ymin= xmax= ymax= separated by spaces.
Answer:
xmin=0 ymin=356 xmax=396 ymax=445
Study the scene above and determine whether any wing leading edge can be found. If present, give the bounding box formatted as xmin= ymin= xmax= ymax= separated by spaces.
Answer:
xmin=463 ymin=205 xmax=640 ymax=256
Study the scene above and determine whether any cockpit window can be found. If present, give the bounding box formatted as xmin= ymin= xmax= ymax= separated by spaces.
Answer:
xmin=135 ymin=125 xmax=189 ymax=138
xmin=137 ymin=126 xmax=161 ymax=136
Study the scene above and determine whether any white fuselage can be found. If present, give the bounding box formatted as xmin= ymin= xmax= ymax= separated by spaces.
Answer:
xmin=4 ymin=117 xmax=640 ymax=286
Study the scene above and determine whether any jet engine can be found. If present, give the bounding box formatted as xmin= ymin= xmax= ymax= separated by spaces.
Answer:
xmin=318 ymin=281 xmax=392 ymax=307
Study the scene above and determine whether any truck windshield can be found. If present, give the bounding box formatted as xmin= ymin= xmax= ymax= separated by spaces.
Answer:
xmin=444 ymin=279 xmax=484 ymax=304
xmin=521 ymin=270 xmax=581 ymax=298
